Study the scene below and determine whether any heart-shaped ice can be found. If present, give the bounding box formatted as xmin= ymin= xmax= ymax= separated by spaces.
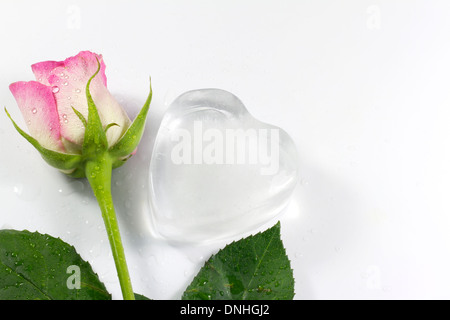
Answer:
xmin=148 ymin=89 xmax=298 ymax=243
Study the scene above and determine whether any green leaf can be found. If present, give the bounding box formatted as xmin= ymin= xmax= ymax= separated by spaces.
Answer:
xmin=82 ymin=58 xmax=108 ymax=155
xmin=4 ymin=108 xmax=82 ymax=171
xmin=182 ymin=222 xmax=295 ymax=300
xmin=109 ymin=78 xmax=152 ymax=158
xmin=0 ymin=229 xmax=111 ymax=300
xmin=134 ymin=293 xmax=151 ymax=300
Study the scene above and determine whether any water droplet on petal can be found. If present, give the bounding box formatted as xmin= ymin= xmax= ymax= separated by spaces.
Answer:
xmin=75 ymin=89 xmax=81 ymax=93
xmin=52 ymin=86 xmax=60 ymax=93
xmin=63 ymin=81 xmax=68 ymax=86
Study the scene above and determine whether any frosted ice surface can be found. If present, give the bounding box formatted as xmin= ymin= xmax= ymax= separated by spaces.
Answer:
xmin=148 ymin=89 xmax=298 ymax=243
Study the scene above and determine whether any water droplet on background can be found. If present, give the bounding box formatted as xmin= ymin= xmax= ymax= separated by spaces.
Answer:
xmin=81 ymin=197 xmax=90 ymax=205
xmin=13 ymin=182 xmax=41 ymax=201
xmin=57 ymin=180 xmax=85 ymax=196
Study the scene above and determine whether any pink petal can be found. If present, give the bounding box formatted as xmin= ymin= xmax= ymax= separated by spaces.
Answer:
xmin=31 ymin=61 xmax=64 ymax=86
xmin=9 ymin=81 xmax=65 ymax=152
xmin=62 ymin=51 xmax=107 ymax=87
xmin=46 ymin=51 xmax=130 ymax=146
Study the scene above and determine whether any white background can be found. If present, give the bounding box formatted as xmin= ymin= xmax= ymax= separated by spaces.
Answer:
xmin=1 ymin=0 xmax=450 ymax=300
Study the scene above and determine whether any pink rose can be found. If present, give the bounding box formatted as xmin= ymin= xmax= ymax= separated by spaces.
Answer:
xmin=7 ymin=51 xmax=152 ymax=178
xmin=6 ymin=51 xmax=152 ymax=299
xmin=9 ymin=51 xmax=131 ymax=154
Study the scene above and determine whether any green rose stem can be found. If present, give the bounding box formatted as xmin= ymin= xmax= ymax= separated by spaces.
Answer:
xmin=85 ymin=153 xmax=134 ymax=300
xmin=79 ymin=62 xmax=152 ymax=300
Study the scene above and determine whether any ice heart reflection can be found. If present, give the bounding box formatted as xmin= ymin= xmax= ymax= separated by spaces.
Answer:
xmin=148 ymin=89 xmax=298 ymax=243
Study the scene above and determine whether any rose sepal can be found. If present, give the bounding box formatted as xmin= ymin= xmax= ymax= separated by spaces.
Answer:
xmin=109 ymin=78 xmax=152 ymax=160
xmin=4 ymin=108 xmax=83 ymax=172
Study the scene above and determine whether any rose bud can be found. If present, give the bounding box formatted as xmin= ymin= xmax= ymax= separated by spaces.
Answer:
xmin=7 ymin=50 xmax=151 ymax=177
